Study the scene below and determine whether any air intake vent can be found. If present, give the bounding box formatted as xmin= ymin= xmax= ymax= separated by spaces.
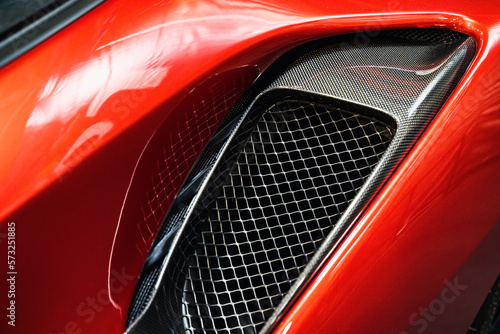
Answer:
xmin=182 ymin=99 xmax=394 ymax=332
xmin=126 ymin=29 xmax=475 ymax=334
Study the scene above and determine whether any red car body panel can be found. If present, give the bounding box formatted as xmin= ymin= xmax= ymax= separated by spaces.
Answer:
xmin=0 ymin=0 xmax=499 ymax=333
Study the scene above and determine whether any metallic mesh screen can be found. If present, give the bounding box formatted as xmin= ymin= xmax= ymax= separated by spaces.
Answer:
xmin=182 ymin=99 xmax=395 ymax=333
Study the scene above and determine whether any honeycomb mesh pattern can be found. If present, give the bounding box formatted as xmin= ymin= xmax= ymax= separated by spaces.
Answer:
xmin=124 ymin=70 xmax=257 ymax=324
xmin=182 ymin=99 xmax=395 ymax=333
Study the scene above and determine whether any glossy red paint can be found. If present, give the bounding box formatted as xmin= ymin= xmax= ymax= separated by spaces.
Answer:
xmin=0 ymin=0 xmax=498 ymax=333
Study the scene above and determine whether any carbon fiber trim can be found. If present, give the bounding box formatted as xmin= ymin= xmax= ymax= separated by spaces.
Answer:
xmin=126 ymin=29 xmax=475 ymax=334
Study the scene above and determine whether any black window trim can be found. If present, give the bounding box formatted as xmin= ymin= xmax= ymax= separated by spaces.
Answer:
xmin=0 ymin=0 xmax=105 ymax=69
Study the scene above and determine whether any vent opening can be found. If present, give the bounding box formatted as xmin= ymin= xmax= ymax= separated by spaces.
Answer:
xmin=182 ymin=99 xmax=395 ymax=333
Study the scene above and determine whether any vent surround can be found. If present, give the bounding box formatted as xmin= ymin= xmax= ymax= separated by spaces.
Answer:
xmin=126 ymin=29 xmax=475 ymax=334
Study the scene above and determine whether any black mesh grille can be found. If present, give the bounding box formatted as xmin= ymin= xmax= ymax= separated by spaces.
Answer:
xmin=182 ymin=99 xmax=395 ymax=333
